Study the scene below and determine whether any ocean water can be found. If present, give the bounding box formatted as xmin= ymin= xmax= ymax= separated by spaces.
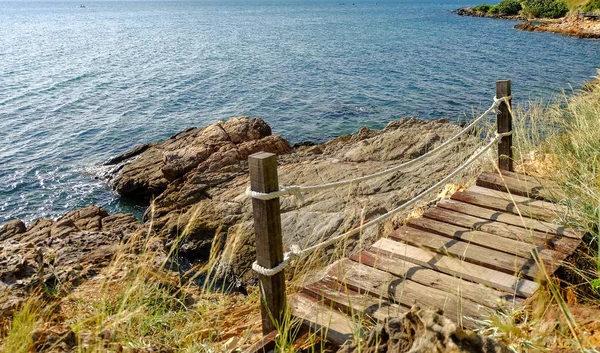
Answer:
xmin=0 ymin=0 xmax=599 ymax=223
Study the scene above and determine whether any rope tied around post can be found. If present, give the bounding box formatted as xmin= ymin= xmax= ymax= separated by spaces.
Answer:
xmin=252 ymin=245 xmax=302 ymax=277
xmin=493 ymin=95 xmax=513 ymax=114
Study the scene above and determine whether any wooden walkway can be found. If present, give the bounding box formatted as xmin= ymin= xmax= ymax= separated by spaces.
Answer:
xmin=289 ymin=170 xmax=582 ymax=345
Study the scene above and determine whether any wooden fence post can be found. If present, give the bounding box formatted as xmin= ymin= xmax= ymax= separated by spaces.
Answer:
xmin=248 ymin=152 xmax=286 ymax=335
xmin=496 ymin=80 xmax=513 ymax=172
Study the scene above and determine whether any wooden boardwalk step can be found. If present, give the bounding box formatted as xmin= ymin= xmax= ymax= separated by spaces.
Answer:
xmin=289 ymin=293 xmax=355 ymax=346
xmin=437 ymin=199 xmax=580 ymax=239
xmin=370 ymin=238 xmax=539 ymax=297
xmin=352 ymin=250 xmax=523 ymax=310
xmin=389 ymin=226 xmax=543 ymax=279
xmin=406 ymin=217 xmax=562 ymax=271
xmin=477 ymin=171 xmax=565 ymax=201
xmin=302 ymin=276 xmax=405 ymax=322
xmin=451 ymin=188 xmax=559 ymax=222
xmin=422 ymin=207 xmax=580 ymax=255
xmin=467 ymin=185 xmax=568 ymax=214
xmin=327 ymin=259 xmax=489 ymax=328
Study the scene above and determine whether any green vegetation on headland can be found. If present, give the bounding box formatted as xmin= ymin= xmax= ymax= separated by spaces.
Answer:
xmin=472 ymin=0 xmax=599 ymax=18
xmin=473 ymin=0 xmax=569 ymax=18
xmin=582 ymin=0 xmax=600 ymax=11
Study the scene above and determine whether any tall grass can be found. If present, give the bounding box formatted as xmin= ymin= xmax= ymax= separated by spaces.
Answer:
xmin=477 ymin=71 xmax=600 ymax=351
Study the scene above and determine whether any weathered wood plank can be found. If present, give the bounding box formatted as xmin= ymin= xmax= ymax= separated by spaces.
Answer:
xmin=477 ymin=171 xmax=565 ymax=202
xmin=352 ymin=250 xmax=522 ymax=311
xmin=328 ymin=259 xmax=491 ymax=328
xmin=388 ymin=226 xmax=542 ymax=279
xmin=407 ymin=216 xmax=565 ymax=268
xmin=302 ymin=276 xmax=406 ymax=322
xmin=370 ymin=238 xmax=539 ymax=297
xmin=437 ymin=199 xmax=580 ymax=239
xmin=422 ymin=207 xmax=580 ymax=256
xmin=467 ymin=185 xmax=568 ymax=214
xmin=451 ymin=189 xmax=558 ymax=222
xmin=289 ymin=293 xmax=355 ymax=346
xmin=242 ymin=330 xmax=278 ymax=353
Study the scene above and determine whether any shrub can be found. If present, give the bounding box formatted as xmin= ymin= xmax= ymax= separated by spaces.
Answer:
xmin=523 ymin=0 xmax=569 ymax=18
xmin=492 ymin=0 xmax=523 ymax=14
xmin=582 ymin=0 xmax=600 ymax=12
xmin=473 ymin=4 xmax=493 ymax=12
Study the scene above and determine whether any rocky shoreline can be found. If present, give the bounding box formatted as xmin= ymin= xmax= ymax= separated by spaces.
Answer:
xmin=0 ymin=116 xmax=482 ymax=315
xmin=455 ymin=7 xmax=526 ymax=20
xmin=456 ymin=8 xmax=600 ymax=39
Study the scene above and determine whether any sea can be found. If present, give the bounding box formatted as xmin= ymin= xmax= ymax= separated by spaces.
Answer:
xmin=1 ymin=0 xmax=599 ymax=224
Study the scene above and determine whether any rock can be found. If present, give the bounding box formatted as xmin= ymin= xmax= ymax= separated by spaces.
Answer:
xmin=514 ymin=16 xmax=600 ymax=39
xmin=514 ymin=21 xmax=537 ymax=31
xmin=0 ymin=206 xmax=142 ymax=317
xmin=104 ymin=116 xmax=291 ymax=199
xmin=454 ymin=7 xmax=525 ymax=20
xmin=105 ymin=116 xmax=481 ymax=284
xmin=0 ymin=219 xmax=26 ymax=241
xmin=338 ymin=307 xmax=509 ymax=353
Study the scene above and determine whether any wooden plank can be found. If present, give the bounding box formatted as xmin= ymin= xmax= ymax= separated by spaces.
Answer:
xmin=289 ymin=293 xmax=355 ymax=346
xmin=477 ymin=171 xmax=565 ymax=202
xmin=388 ymin=226 xmax=542 ymax=279
xmin=302 ymin=276 xmax=406 ymax=322
xmin=451 ymin=189 xmax=558 ymax=222
xmin=407 ymin=216 xmax=565 ymax=267
xmin=352 ymin=250 xmax=522 ymax=311
xmin=328 ymin=259 xmax=491 ymax=328
xmin=422 ymin=207 xmax=580 ymax=256
xmin=370 ymin=238 xmax=539 ymax=297
xmin=467 ymin=185 xmax=568 ymax=214
xmin=243 ymin=330 xmax=278 ymax=353
xmin=249 ymin=152 xmax=286 ymax=334
xmin=437 ymin=199 xmax=580 ymax=239
xmin=496 ymin=80 xmax=513 ymax=172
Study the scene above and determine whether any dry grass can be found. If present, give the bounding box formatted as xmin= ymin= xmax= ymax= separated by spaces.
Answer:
xmin=472 ymin=70 xmax=600 ymax=352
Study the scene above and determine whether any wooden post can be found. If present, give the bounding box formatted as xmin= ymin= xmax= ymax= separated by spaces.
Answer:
xmin=496 ymin=80 xmax=513 ymax=172
xmin=248 ymin=152 xmax=286 ymax=335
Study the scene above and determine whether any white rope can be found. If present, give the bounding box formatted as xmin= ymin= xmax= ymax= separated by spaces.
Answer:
xmin=251 ymin=131 xmax=512 ymax=276
xmin=247 ymin=96 xmax=512 ymax=201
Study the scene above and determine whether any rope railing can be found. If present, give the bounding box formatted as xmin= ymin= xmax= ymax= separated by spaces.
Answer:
xmin=248 ymin=80 xmax=514 ymax=335
xmin=251 ymin=130 xmax=512 ymax=277
xmin=246 ymin=96 xmax=512 ymax=201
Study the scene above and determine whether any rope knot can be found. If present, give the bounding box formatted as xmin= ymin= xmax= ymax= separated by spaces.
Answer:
xmin=493 ymin=95 xmax=512 ymax=114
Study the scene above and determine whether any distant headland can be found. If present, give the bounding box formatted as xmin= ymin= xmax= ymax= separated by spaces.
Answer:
xmin=455 ymin=0 xmax=600 ymax=39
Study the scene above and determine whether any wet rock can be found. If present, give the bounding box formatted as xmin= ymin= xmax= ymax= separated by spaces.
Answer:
xmin=338 ymin=307 xmax=509 ymax=353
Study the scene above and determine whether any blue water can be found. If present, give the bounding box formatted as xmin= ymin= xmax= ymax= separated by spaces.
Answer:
xmin=0 ymin=0 xmax=599 ymax=223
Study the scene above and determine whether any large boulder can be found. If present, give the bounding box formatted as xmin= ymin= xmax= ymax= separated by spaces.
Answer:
xmin=104 ymin=116 xmax=291 ymax=199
